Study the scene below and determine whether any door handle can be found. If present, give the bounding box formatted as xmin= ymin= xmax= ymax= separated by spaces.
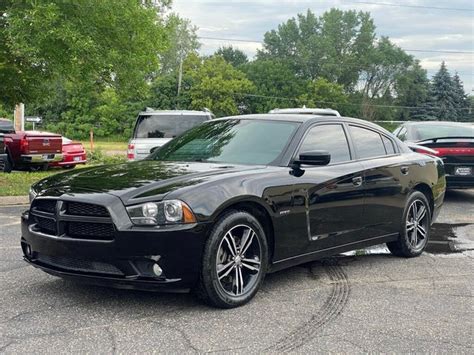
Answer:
xmin=352 ymin=176 xmax=363 ymax=187
xmin=400 ymin=166 xmax=410 ymax=175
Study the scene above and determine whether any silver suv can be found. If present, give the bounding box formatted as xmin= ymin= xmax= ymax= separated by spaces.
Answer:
xmin=127 ymin=109 xmax=213 ymax=161
xmin=269 ymin=107 xmax=340 ymax=116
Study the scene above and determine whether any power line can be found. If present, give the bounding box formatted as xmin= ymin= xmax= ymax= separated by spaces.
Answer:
xmin=341 ymin=1 xmax=474 ymax=12
xmin=198 ymin=36 xmax=474 ymax=55
xmin=233 ymin=92 xmax=472 ymax=111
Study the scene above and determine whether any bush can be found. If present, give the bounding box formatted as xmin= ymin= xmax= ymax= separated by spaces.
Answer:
xmin=86 ymin=148 xmax=127 ymax=165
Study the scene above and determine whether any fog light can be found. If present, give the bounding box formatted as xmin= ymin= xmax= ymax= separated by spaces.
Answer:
xmin=152 ymin=263 xmax=163 ymax=277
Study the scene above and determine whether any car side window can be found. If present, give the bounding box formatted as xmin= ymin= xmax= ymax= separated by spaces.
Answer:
xmin=382 ymin=135 xmax=396 ymax=155
xmin=397 ymin=127 xmax=407 ymax=141
xmin=298 ymin=124 xmax=351 ymax=164
xmin=349 ymin=125 xmax=386 ymax=159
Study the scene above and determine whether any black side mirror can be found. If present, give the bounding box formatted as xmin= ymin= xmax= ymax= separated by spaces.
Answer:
xmin=293 ymin=150 xmax=331 ymax=167
xmin=150 ymin=146 xmax=160 ymax=154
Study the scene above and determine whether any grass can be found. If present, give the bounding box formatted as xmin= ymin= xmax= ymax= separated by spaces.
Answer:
xmin=0 ymin=171 xmax=57 ymax=196
xmin=79 ymin=140 xmax=128 ymax=152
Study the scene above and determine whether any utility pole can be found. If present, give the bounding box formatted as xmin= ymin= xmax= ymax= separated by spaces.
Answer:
xmin=14 ymin=103 xmax=24 ymax=131
xmin=177 ymin=56 xmax=183 ymax=109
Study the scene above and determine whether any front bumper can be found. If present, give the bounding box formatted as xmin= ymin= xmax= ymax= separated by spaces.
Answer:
xmin=21 ymin=205 xmax=210 ymax=291
xmin=22 ymin=153 xmax=63 ymax=163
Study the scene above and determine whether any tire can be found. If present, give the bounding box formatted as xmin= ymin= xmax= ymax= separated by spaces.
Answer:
xmin=387 ymin=191 xmax=431 ymax=257
xmin=1 ymin=154 xmax=13 ymax=173
xmin=62 ymin=165 xmax=75 ymax=170
xmin=195 ymin=210 xmax=268 ymax=308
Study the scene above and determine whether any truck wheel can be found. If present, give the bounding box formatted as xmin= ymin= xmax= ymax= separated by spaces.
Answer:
xmin=2 ymin=155 xmax=13 ymax=173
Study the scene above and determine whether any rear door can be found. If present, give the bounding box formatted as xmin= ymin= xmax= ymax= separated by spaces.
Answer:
xmin=295 ymin=123 xmax=366 ymax=253
xmin=348 ymin=124 xmax=407 ymax=237
xmin=25 ymin=133 xmax=62 ymax=154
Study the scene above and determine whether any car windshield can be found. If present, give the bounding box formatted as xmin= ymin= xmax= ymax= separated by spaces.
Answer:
xmin=134 ymin=114 xmax=208 ymax=139
xmin=413 ymin=124 xmax=474 ymax=141
xmin=150 ymin=119 xmax=299 ymax=165
xmin=0 ymin=119 xmax=14 ymax=134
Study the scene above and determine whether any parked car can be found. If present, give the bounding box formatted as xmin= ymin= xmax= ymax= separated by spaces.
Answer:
xmin=269 ymin=107 xmax=341 ymax=116
xmin=49 ymin=137 xmax=87 ymax=169
xmin=0 ymin=132 xmax=7 ymax=172
xmin=23 ymin=114 xmax=445 ymax=308
xmin=394 ymin=121 xmax=474 ymax=189
xmin=0 ymin=119 xmax=63 ymax=172
xmin=127 ymin=109 xmax=214 ymax=161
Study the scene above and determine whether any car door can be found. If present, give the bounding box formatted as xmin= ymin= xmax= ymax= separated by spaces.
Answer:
xmin=293 ymin=123 xmax=366 ymax=254
xmin=348 ymin=124 xmax=407 ymax=238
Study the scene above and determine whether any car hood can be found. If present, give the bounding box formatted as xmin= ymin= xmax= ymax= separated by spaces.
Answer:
xmin=34 ymin=160 xmax=266 ymax=204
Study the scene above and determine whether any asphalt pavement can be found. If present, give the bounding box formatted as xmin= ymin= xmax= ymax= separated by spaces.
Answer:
xmin=0 ymin=190 xmax=472 ymax=353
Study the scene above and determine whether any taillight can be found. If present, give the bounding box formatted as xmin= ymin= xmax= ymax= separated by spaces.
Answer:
xmin=127 ymin=143 xmax=135 ymax=160
xmin=20 ymin=138 xmax=29 ymax=153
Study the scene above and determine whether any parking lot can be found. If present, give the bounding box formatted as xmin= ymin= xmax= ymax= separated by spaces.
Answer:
xmin=0 ymin=190 xmax=472 ymax=353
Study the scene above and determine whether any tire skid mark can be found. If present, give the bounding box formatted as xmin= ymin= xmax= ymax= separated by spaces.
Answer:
xmin=267 ymin=259 xmax=350 ymax=352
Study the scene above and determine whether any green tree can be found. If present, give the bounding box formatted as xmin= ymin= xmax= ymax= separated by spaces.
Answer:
xmin=241 ymin=59 xmax=308 ymax=113
xmin=395 ymin=60 xmax=431 ymax=121
xmin=215 ymin=46 xmax=249 ymax=67
xmin=189 ymin=56 xmax=255 ymax=117
xmin=1 ymin=0 xmax=170 ymax=106
xmin=428 ymin=62 xmax=457 ymax=121
xmin=452 ymin=72 xmax=469 ymax=121
xmin=258 ymin=9 xmax=376 ymax=90
xmin=298 ymin=78 xmax=348 ymax=113
xmin=160 ymin=14 xmax=200 ymax=74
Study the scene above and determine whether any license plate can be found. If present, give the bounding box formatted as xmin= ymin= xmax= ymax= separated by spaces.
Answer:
xmin=73 ymin=156 xmax=82 ymax=161
xmin=455 ymin=166 xmax=472 ymax=176
xmin=42 ymin=154 xmax=54 ymax=160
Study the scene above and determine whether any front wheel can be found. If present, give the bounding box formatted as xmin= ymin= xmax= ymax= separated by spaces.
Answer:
xmin=196 ymin=211 xmax=268 ymax=308
xmin=387 ymin=191 xmax=431 ymax=257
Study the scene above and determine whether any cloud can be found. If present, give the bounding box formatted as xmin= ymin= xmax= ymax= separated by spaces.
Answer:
xmin=172 ymin=0 xmax=474 ymax=92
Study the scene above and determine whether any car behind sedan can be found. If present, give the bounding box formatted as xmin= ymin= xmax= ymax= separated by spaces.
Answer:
xmin=394 ymin=121 xmax=474 ymax=189
xmin=49 ymin=137 xmax=87 ymax=169
xmin=23 ymin=114 xmax=445 ymax=308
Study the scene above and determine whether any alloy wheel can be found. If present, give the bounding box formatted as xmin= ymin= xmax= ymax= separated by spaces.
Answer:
xmin=405 ymin=199 xmax=429 ymax=251
xmin=216 ymin=224 xmax=262 ymax=297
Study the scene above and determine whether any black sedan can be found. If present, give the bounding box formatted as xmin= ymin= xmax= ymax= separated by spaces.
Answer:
xmin=22 ymin=114 xmax=446 ymax=308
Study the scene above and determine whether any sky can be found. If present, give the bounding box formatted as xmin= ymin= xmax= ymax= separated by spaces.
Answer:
xmin=171 ymin=0 xmax=474 ymax=94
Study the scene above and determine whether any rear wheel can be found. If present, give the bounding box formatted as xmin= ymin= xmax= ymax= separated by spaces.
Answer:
xmin=196 ymin=211 xmax=268 ymax=308
xmin=387 ymin=191 xmax=431 ymax=257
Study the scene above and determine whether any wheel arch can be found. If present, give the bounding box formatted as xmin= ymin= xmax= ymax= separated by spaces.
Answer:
xmin=413 ymin=183 xmax=434 ymax=216
xmin=212 ymin=198 xmax=276 ymax=262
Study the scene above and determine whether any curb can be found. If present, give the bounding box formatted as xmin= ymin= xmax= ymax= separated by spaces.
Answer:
xmin=0 ymin=196 xmax=29 ymax=206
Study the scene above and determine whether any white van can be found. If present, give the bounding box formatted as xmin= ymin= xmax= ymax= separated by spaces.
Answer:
xmin=127 ymin=109 xmax=213 ymax=161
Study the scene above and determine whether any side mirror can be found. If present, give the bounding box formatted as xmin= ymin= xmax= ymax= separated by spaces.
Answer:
xmin=293 ymin=151 xmax=331 ymax=167
xmin=150 ymin=146 xmax=160 ymax=154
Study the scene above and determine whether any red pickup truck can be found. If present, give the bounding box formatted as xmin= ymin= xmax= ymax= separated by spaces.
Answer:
xmin=0 ymin=119 xmax=63 ymax=172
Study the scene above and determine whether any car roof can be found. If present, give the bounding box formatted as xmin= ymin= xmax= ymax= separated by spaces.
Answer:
xmin=138 ymin=109 xmax=211 ymax=116
xmin=269 ymin=107 xmax=340 ymax=116
xmin=215 ymin=113 xmax=390 ymax=132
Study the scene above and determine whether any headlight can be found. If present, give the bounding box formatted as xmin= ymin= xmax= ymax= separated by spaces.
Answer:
xmin=126 ymin=200 xmax=196 ymax=226
xmin=29 ymin=187 xmax=37 ymax=203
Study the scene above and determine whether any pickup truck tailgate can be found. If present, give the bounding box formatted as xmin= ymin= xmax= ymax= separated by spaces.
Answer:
xmin=26 ymin=133 xmax=62 ymax=154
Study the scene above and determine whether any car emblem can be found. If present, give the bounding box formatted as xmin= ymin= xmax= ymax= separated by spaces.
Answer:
xmin=43 ymin=139 xmax=50 ymax=147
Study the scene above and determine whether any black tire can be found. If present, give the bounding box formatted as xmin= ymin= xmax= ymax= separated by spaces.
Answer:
xmin=1 ymin=154 xmax=13 ymax=173
xmin=387 ymin=191 xmax=431 ymax=257
xmin=195 ymin=210 xmax=268 ymax=308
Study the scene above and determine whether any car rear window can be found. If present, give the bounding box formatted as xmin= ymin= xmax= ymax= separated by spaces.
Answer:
xmin=412 ymin=124 xmax=474 ymax=141
xmin=0 ymin=119 xmax=14 ymax=134
xmin=134 ymin=114 xmax=208 ymax=139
